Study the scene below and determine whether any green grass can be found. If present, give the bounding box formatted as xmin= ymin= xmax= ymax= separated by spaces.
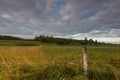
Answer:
xmin=0 ymin=44 xmax=120 ymax=80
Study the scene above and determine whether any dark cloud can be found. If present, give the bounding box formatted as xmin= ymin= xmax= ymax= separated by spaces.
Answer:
xmin=0 ymin=0 xmax=120 ymax=40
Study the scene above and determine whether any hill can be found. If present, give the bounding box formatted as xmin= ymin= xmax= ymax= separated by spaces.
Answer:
xmin=0 ymin=35 xmax=23 ymax=40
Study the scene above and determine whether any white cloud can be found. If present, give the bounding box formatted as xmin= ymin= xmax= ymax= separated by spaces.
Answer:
xmin=66 ymin=29 xmax=120 ymax=39
xmin=62 ymin=15 xmax=70 ymax=20
xmin=1 ymin=12 xmax=11 ymax=19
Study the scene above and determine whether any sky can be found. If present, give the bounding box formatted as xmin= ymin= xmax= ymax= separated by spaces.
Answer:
xmin=0 ymin=0 xmax=120 ymax=43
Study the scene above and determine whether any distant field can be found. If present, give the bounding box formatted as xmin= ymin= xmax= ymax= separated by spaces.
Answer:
xmin=0 ymin=40 xmax=42 ymax=46
xmin=0 ymin=44 xmax=120 ymax=80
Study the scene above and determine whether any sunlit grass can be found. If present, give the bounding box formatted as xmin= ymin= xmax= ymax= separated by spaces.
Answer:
xmin=0 ymin=45 xmax=120 ymax=80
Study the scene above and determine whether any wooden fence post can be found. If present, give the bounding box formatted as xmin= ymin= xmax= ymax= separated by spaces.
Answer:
xmin=82 ymin=46 xmax=88 ymax=75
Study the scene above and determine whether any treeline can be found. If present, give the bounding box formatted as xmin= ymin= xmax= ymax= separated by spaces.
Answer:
xmin=35 ymin=35 xmax=80 ymax=45
xmin=0 ymin=35 xmax=119 ymax=46
xmin=0 ymin=35 xmax=23 ymax=40
xmin=34 ymin=35 xmax=109 ymax=45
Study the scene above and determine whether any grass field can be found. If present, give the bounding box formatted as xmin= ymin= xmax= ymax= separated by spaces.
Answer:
xmin=0 ymin=44 xmax=120 ymax=80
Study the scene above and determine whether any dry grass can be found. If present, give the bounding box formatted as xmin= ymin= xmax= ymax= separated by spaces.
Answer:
xmin=0 ymin=45 xmax=120 ymax=80
xmin=0 ymin=46 xmax=45 ymax=80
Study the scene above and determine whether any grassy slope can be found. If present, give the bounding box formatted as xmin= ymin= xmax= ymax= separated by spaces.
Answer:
xmin=0 ymin=45 xmax=120 ymax=80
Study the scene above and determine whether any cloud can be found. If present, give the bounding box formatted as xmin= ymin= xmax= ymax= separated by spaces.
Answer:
xmin=46 ymin=0 xmax=57 ymax=12
xmin=63 ymin=28 xmax=120 ymax=44
xmin=66 ymin=28 xmax=120 ymax=39
xmin=0 ymin=12 xmax=11 ymax=19
xmin=0 ymin=0 xmax=119 ymax=39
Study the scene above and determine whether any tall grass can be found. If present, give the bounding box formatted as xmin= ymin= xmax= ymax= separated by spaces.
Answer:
xmin=0 ymin=45 xmax=120 ymax=80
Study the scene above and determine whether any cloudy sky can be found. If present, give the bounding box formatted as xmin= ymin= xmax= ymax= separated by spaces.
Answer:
xmin=0 ymin=0 xmax=120 ymax=43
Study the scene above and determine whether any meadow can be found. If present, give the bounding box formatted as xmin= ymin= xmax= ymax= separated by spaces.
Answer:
xmin=0 ymin=42 xmax=120 ymax=80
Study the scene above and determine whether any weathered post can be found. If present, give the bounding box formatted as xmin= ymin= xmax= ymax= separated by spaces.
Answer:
xmin=82 ymin=46 xmax=88 ymax=75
